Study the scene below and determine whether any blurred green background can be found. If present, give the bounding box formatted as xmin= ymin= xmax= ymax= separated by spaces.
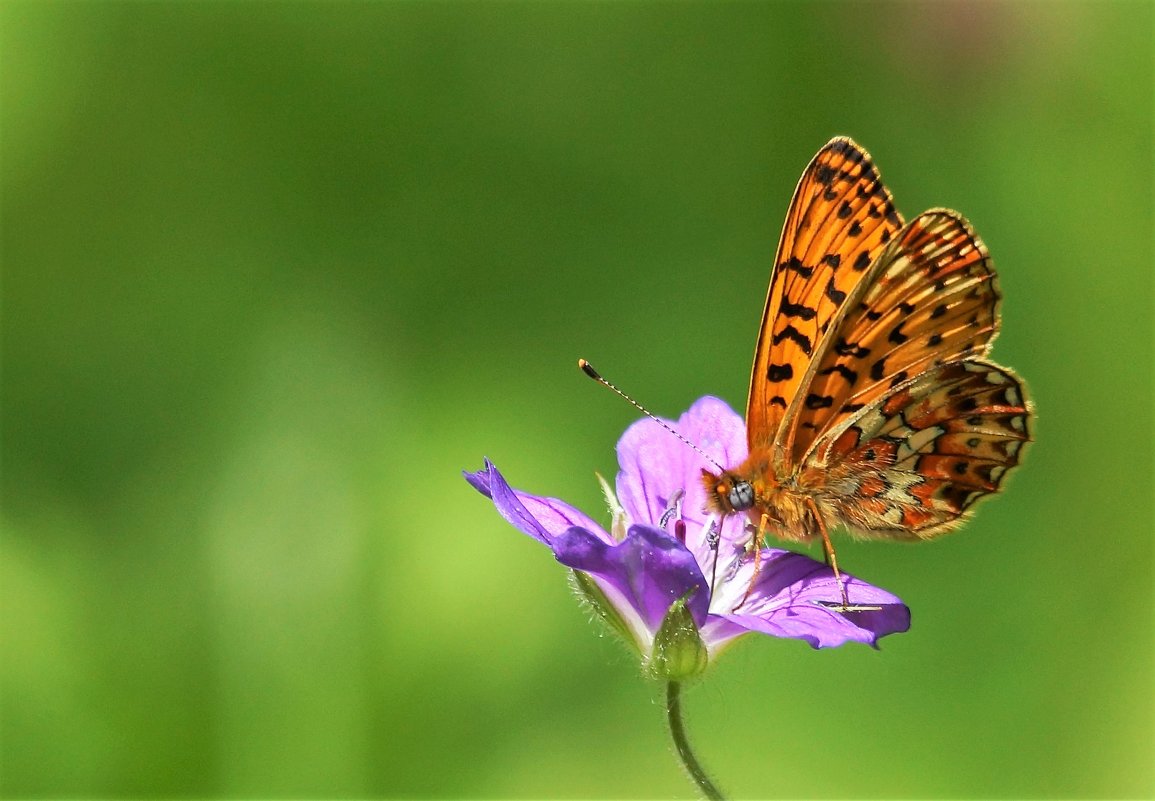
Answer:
xmin=2 ymin=1 xmax=1151 ymax=797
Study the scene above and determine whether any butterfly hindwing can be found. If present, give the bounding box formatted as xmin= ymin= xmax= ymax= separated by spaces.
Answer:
xmin=747 ymin=137 xmax=904 ymax=459
xmin=817 ymin=360 xmax=1031 ymax=537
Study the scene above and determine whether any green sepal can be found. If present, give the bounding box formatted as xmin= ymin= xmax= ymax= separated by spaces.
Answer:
xmin=569 ymin=569 xmax=641 ymax=653
xmin=595 ymin=471 xmax=627 ymax=541
xmin=647 ymin=590 xmax=709 ymax=681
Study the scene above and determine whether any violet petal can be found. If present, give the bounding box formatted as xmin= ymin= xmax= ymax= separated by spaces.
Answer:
xmin=464 ymin=459 xmax=608 ymax=545
xmin=553 ymin=525 xmax=711 ymax=632
xmin=716 ymin=550 xmax=911 ymax=648
xmin=615 ymin=396 xmax=749 ymax=562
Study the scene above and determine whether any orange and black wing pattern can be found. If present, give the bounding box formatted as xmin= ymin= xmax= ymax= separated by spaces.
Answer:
xmin=747 ymin=138 xmax=904 ymax=465
xmin=787 ymin=209 xmax=1003 ymax=466
xmin=817 ymin=359 xmax=1031 ymax=537
xmin=794 ymin=208 xmax=1031 ymax=537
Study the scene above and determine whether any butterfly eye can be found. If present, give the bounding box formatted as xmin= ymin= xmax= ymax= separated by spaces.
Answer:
xmin=728 ymin=480 xmax=755 ymax=511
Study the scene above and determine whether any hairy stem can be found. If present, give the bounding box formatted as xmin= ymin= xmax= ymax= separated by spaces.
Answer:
xmin=666 ymin=681 xmax=725 ymax=800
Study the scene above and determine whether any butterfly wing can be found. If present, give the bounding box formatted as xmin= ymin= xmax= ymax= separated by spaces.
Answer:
xmin=781 ymin=208 xmax=1004 ymax=467
xmin=747 ymin=138 xmax=905 ymax=466
xmin=815 ymin=359 xmax=1031 ymax=537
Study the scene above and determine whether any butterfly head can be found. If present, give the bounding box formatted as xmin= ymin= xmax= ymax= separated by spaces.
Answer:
xmin=701 ymin=468 xmax=756 ymax=515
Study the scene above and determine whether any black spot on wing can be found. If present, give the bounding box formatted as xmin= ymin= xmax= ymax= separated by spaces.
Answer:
xmin=834 ymin=338 xmax=871 ymax=358
xmin=804 ymin=394 xmax=835 ymax=410
xmin=780 ymin=301 xmax=818 ymax=321
xmin=825 ymin=277 xmax=847 ymax=304
xmin=819 ymin=363 xmax=859 ymax=385
xmin=996 ymin=387 xmax=1022 ymax=407
xmin=943 ymin=485 xmax=974 ymax=510
xmin=830 ymin=139 xmax=859 ymax=159
xmin=766 ymin=363 xmax=793 ymax=382
xmin=975 ymin=463 xmax=998 ymax=483
xmin=772 ymin=325 xmax=813 ymax=355
xmin=784 ymin=257 xmax=813 ymax=279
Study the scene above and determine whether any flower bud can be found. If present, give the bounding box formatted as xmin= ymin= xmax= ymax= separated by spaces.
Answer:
xmin=647 ymin=592 xmax=708 ymax=681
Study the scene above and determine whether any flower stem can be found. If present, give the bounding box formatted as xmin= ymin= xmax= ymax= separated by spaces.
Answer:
xmin=666 ymin=681 xmax=725 ymax=800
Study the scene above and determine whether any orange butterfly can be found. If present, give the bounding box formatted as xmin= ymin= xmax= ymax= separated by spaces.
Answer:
xmin=701 ymin=137 xmax=1032 ymax=605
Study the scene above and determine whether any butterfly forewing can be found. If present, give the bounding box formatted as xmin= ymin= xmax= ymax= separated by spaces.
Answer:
xmin=747 ymin=138 xmax=904 ymax=461
xmin=788 ymin=209 xmax=1002 ymax=466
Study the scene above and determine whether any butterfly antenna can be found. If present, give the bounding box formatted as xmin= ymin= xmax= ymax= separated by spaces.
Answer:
xmin=577 ymin=359 xmax=725 ymax=473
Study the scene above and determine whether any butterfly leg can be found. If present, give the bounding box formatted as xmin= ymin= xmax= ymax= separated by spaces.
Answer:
xmin=806 ymin=498 xmax=882 ymax=612
xmin=733 ymin=513 xmax=770 ymax=610
xmin=806 ymin=498 xmax=850 ymax=609
xmin=706 ymin=520 xmax=721 ymax=597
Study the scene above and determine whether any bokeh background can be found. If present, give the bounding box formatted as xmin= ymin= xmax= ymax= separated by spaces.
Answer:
xmin=2 ymin=1 xmax=1151 ymax=797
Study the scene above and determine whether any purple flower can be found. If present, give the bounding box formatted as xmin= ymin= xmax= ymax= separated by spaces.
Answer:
xmin=465 ymin=396 xmax=909 ymax=676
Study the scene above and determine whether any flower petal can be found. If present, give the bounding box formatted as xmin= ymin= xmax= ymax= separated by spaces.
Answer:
xmin=464 ymin=459 xmax=609 ymax=545
xmin=714 ymin=549 xmax=911 ymax=648
xmin=615 ymin=396 xmax=749 ymax=562
xmin=553 ymin=525 xmax=711 ymax=635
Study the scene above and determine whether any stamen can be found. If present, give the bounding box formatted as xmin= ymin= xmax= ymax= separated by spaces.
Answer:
xmin=659 ymin=489 xmax=685 ymax=529
xmin=706 ymin=520 xmax=721 ymax=596
xmin=705 ymin=521 xmax=720 ymax=550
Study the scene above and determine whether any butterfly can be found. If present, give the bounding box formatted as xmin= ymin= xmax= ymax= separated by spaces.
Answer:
xmin=700 ymin=137 xmax=1032 ymax=606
